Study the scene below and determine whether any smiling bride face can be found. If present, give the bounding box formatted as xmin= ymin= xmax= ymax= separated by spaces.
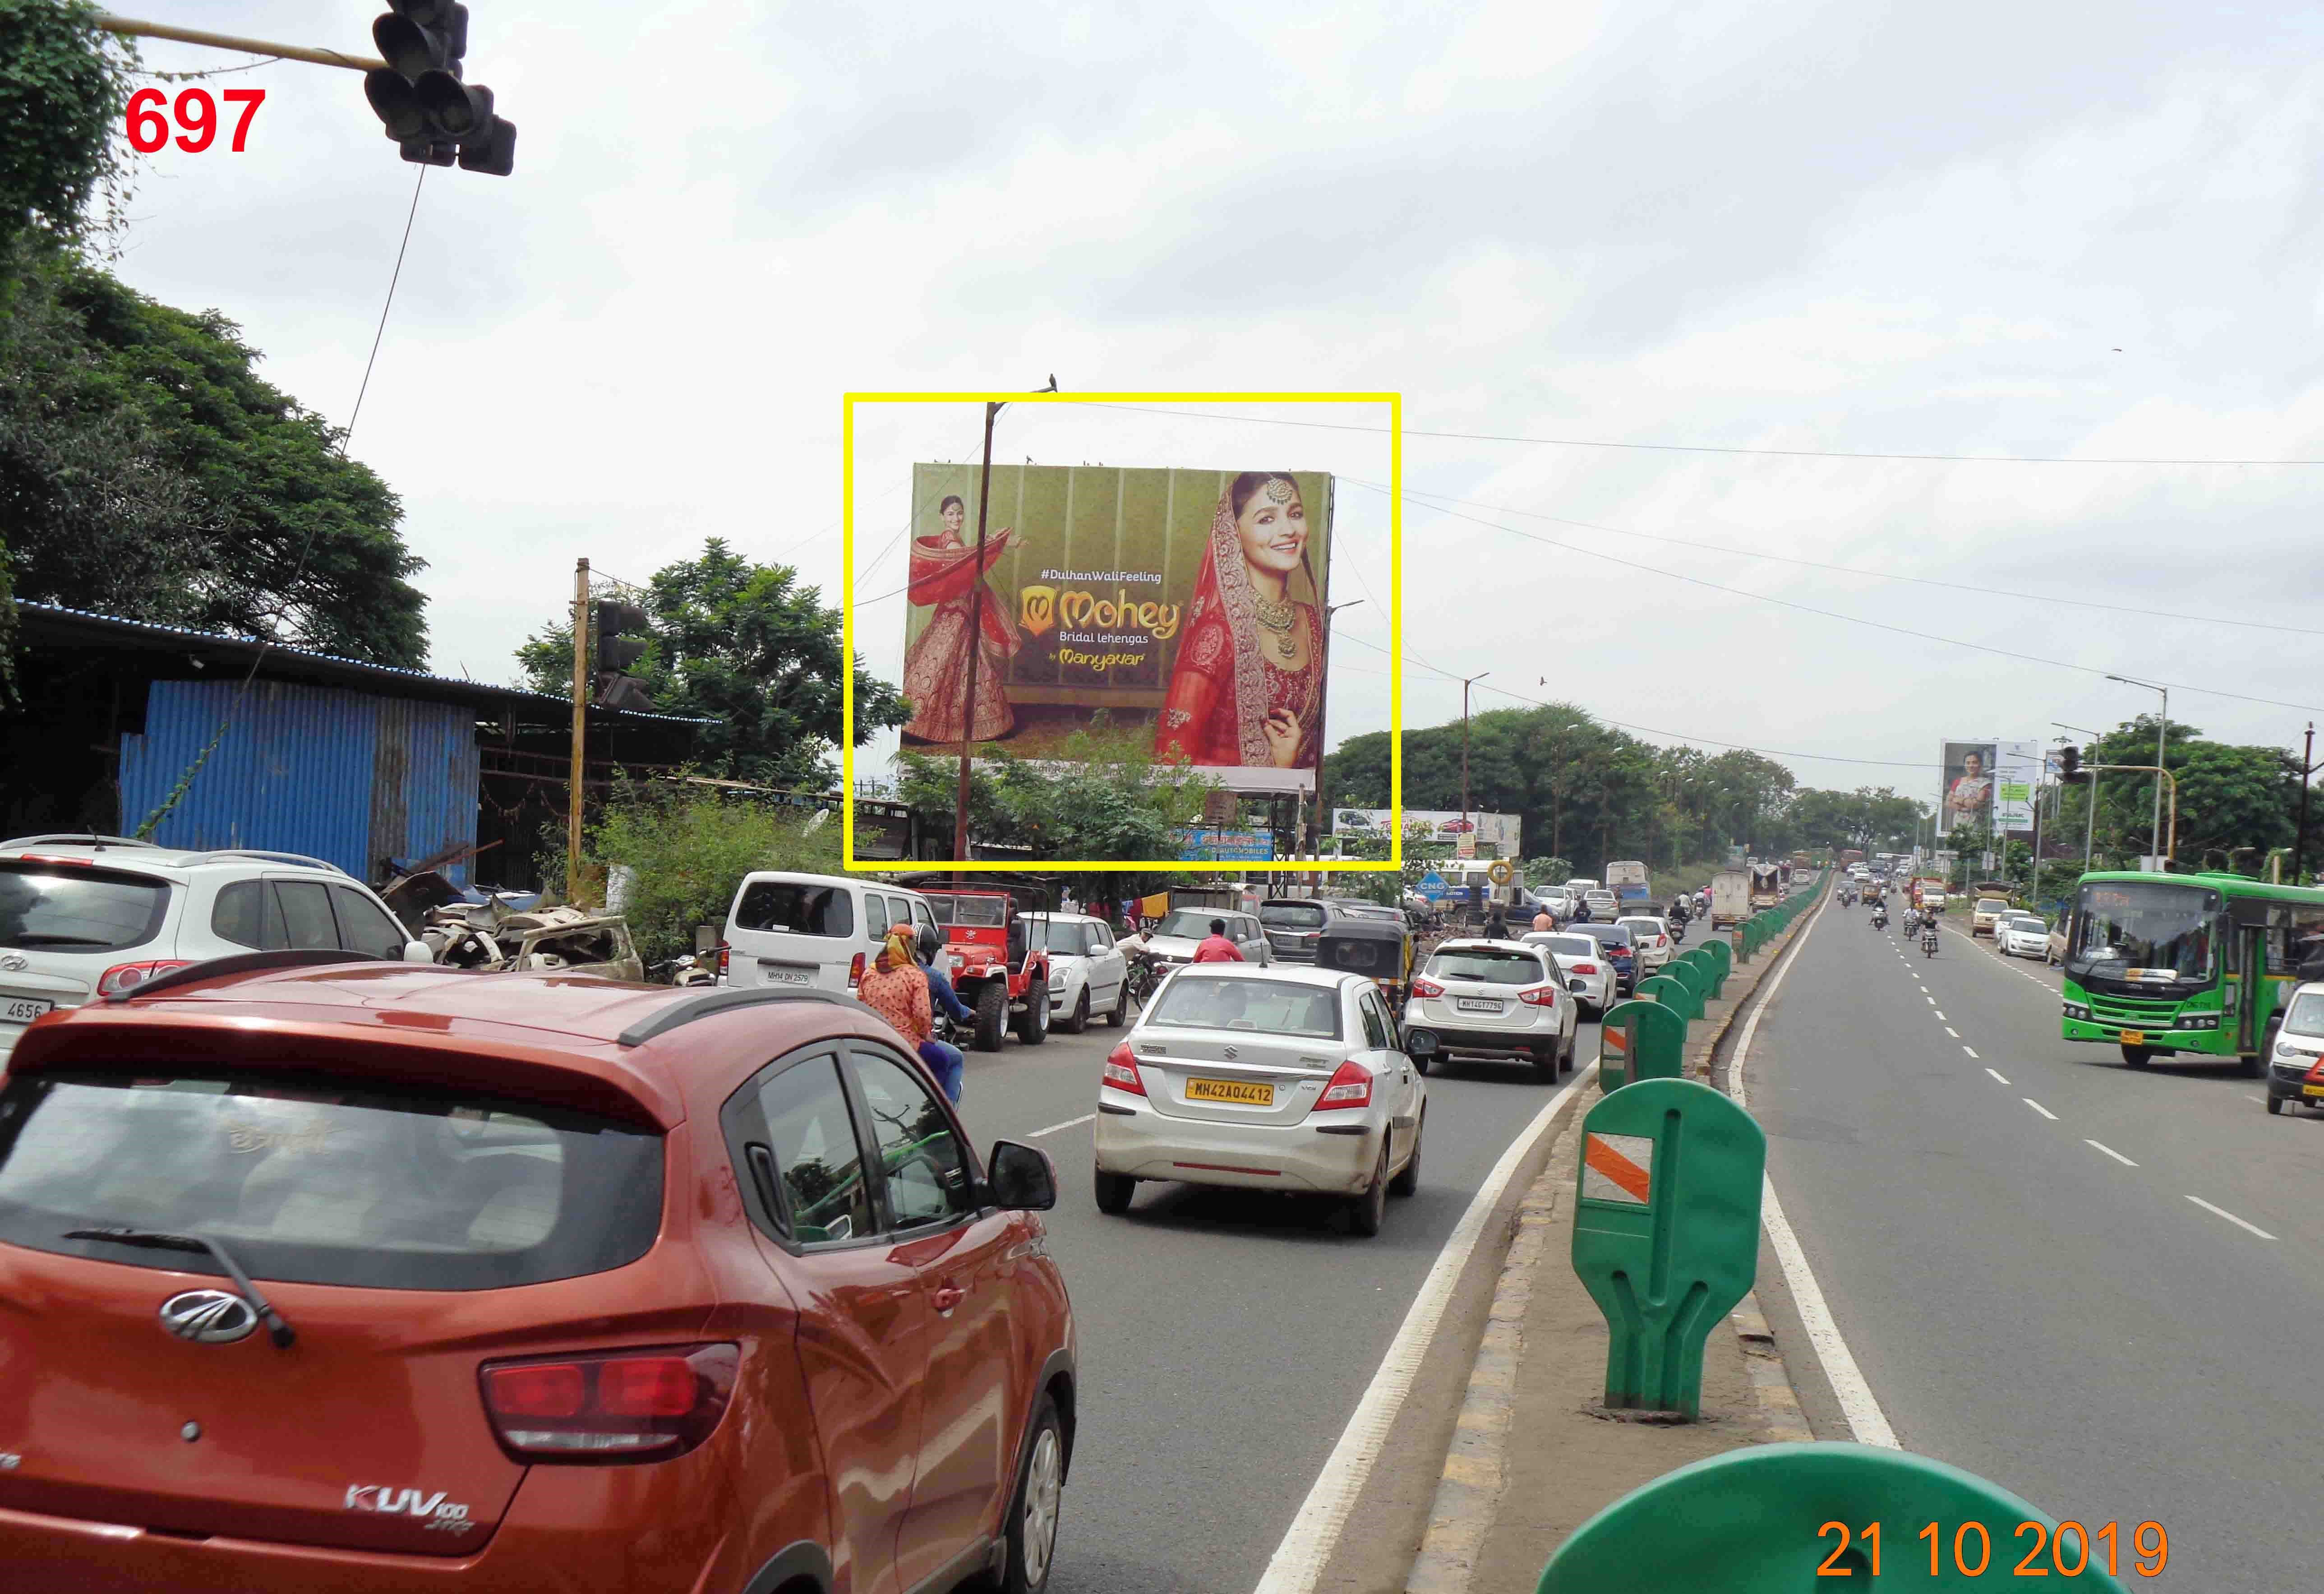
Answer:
xmin=1231 ymin=475 xmax=1307 ymax=579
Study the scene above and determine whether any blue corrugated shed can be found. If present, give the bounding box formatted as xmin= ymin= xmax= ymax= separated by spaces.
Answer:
xmin=119 ymin=680 xmax=480 ymax=885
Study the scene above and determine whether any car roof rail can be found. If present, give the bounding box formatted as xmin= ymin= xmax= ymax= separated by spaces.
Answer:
xmin=106 ymin=949 xmax=379 ymax=1003
xmin=3 ymin=834 xmax=161 ymax=851
xmin=187 ymin=849 xmax=349 ymax=874
xmin=617 ymin=986 xmax=867 ymax=1048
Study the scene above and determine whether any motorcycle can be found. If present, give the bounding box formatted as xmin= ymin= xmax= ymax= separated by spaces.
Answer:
xmin=1922 ymin=925 xmax=1939 ymax=958
xmin=649 ymin=954 xmax=717 ymax=988
xmin=1870 ymin=909 xmax=1887 ymax=929
xmin=1670 ymin=920 xmax=1688 ymax=945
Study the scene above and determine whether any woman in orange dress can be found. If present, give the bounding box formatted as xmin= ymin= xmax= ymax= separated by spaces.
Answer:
xmin=1153 ymin=472 xmax=1322 ymax=768
xmin=901 ymin=493 xmax=1017 ymax=744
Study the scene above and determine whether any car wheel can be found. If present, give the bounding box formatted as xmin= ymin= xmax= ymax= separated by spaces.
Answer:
xmin=1388 ymin=1112 xmax=1422 ymax=1197
xmin=974 ymin=981 xmax=1009 ymax=1053
xmin=1561 ymin=1026 xmax=1578 ymax=1073
xmin=1411 ymin=1049 xmax=1432 ymax=1076
xmin=993 ymin=1395 xmax=1067 ymax=1594
xmin=1107 ymin=981 xmax=1129 ymax=1027
xmin=1015 ymin=977 xmax=1050 ymax=1045
xmin=1346 ymin=1144 xmax=1388 ymax=1237
xmin=2121 ymin=1044 xmax=2152 ymax=1068
xmin=1093 ymin=1167 xmax=1135 ymax=1214
xmin=2267 ymin=1093 xmax=2284 ymax=1116
xmin=1530 ymin=1041 xmax=1559 ymax=1083
xmin=1060 ymin=988 xmax=1088 ymax=1035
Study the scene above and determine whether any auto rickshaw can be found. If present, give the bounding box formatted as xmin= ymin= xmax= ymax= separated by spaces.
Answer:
xmin=1314 ymin=916 xmax=1416 ymax=1015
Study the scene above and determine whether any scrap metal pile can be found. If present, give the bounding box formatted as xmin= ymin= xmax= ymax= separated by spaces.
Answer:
xmin=380 ymin=864 xmax=644 ymax=983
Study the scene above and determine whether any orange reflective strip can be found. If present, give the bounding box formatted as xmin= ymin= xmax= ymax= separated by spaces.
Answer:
xmin=1583 ymin=1132 xmax=1653 ymax=1204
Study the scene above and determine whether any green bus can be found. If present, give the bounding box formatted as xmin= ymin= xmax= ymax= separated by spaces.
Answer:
xmin=2060 ymin=870 xmax=2324 ymax=1073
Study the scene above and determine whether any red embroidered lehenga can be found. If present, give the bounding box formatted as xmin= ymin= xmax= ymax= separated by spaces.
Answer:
xmin=1152 ymin=489 xmax=1321 ymax=768
xmin=902 ymin=532 xmax=1017 ymax=744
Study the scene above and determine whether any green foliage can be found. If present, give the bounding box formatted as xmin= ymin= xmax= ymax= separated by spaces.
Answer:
xmin=895 ymin=721 xmax=1217 ymax=871
xmin=517 ymin=538 xmax=906 ymax=789
xmin=0 ymin=0 xmax=138 ymax=267
xmin=586 ymin=781 xmax=843 ymax=972
xmin=0 ymin=248 xmax=428 ymax=664
xmin=2048 ymin=714 xmax=2305 ymax=875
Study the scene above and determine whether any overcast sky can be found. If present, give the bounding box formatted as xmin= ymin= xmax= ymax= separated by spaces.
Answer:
xmin=112 ymin=0 xmax=2324 ymax=810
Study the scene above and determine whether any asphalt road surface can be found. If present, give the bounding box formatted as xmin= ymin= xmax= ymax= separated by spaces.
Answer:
xmin=1753 ymin=901 xmax=2313 ymax=1591
xmin=949 ymin=990 xmax=1603 ymax=1594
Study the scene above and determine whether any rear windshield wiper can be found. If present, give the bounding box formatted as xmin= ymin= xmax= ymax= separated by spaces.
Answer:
xmin=62 ymin=1225 xmax=296 ymax=1348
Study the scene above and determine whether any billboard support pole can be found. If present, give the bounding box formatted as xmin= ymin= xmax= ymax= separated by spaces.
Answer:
xmin=953 ymin=401 xmax=1003 ymax=881
xmin=567 ymin=558 xmax=589 ymax=904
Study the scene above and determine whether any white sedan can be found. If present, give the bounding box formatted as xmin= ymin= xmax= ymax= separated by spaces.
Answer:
xmin=1999 ymin=915 xmax=2050 ymax=958
xmin=1523 ymin=930 xmax=1614 ymax=1016
xmin=1093 ymin=964 xmax=1423 ymax=1236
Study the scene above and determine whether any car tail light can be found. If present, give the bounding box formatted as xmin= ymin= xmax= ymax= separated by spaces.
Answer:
xmin=848 ymin=951 xmax=866 ymax=988
xmin=715 ymin=943 xmax=730 ymax=978
xmin=1412 ymin=977 xmax=1445 ymax=999
xmin=96 ymin=960 xmax=193 ymax=997
xmin=1102 ymin=1041 xmax=1147 ymax=1096
xmin=21 ymin=855 xmax=94 ymax=867
xmin=1517 ymin=984 xmax=1559 ymax=1008
xmin=1315 ymin=1059 xmax=1372 ymax=1110
xmin=481 ymin=1344 xmax=737 ymax=1461
xmin=1572 ymin=963 xmax=1600 ymax=975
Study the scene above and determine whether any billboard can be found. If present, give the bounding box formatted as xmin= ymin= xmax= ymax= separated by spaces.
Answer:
xmin=899 ymin=464 xmax=1334 ymax=795
xmin=1173 ymin=827 xmax=1276 ymax=863
xmin=1333 ymin=807 xmax=1522 ymax=858
xmin=1937 ymin=740 xmax=1997 ymax=839
xmin=1994 ymin=739 xmax=2042 ymax=838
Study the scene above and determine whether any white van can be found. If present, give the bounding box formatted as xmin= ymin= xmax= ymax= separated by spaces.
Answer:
xmin=724 ymin=872 xmax=938 ymax=993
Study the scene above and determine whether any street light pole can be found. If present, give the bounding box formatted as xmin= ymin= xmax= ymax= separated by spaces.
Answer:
xmin=1460 ymin=671 xmax=1490 ymax=832
xmin=2105 ymin=675 xmax=2169 ymax=868
xmin=2296 ymin=722 xmax=2315 ymax=887
xmin=2052 ymin=722 xmax=2103 ymax=877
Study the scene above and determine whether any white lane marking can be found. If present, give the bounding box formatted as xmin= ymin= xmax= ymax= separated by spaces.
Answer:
xmin=1730 ymin=900 xmax=1900 ymax=1448
xmin=1925 ymin=995 xmax=1935 ymax=1005
xmin=1963 ymin=1046 xmax=1980 ymax=1058
xmin=1028 ymin=1113 xmax=1096 ymax=1138
xmin=2186 ymin=1195 xmax=2278 ymax=1240
xmin=1985 ymin=1067 xmax=2010 ymax=1084
xmin=1945 ymin=1027 xmax=1960 ymax=1038
xmin=2245 ymin=1094 xmax=2268 ymax=1104
xmin=2085 ymin=1140 xmax=2138 ymax=1167
xmin=2023 ymin=1099 xmax=2058 ymax=1121
xmin=1248 ymin=1062 xmax=1600 ymax=1594
xmin=1933 ymin=1010 xmax=1946 ymax=1021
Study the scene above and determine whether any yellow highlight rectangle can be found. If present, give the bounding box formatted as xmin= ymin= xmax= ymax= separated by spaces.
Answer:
xmin=840 ymin=391 xmax=1402 ymax=873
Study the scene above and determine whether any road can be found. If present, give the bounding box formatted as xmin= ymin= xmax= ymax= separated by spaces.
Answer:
xmin=1752 ymin=899 xmax=2313 ymax=1591
xmin=950 ymin=988 xmax=1605 ymax=1594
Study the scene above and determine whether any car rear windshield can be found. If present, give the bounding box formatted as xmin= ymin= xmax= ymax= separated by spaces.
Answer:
xmin=1428 ymin=949 xmax=1547 ymax=986
xmin=1318 ymin=936 xmax=1396 ymax=975
xmin=735 ymin=880 xmax=853 ymax=938
xmin=1576 ymin=925 xmax=1632 ymax=947
xmin=1534 ymin=935 xmax=1597 ymax=957
xmin=1147 ymin=976 xmax=1342 ymax=1037
xmin=0 ymin=1072 xmax=663 ymax=1291
xmin=1259 ymin=902 xmax=1328 ymax=929
xmin=0 ymin=862 xmax=170 ymax=953
xmin=928 ymin=894 xmax=1008 ymax=928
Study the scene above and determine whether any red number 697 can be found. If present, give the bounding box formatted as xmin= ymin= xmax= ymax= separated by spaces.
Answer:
xmin=126 ymin=87 xmax=266 ymax=154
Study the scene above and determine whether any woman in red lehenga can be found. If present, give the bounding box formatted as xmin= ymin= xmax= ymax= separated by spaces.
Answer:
xmin=1153 ymin=472 xmax=1322 ymax=769
xmin=902 ymin=494 xmax=1018 ymax=744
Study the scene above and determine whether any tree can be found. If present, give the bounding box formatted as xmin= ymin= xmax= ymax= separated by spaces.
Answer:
xmin=0 ymin=0 xmax=137 ymax=270
xmin=586 ymin=780 xmax=842 ymax=971
xmin=1 ymin=249 xmax=429 ymax=665
xmin=517 ymin=537 xmax=908 ymax=789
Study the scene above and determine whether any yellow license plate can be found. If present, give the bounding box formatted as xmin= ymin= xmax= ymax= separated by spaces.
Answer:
xmin=1185 ymin=1077 xmax=1275 ymax=1106
xmin=2118 ymin=1030 xmax=2145 ymax=1046
xmin=2304 ymin=1085 xmax=2324 ymax=1099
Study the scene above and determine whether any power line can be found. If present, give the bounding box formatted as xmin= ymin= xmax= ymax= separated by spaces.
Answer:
xmin=1062 ymin=400 xmax=2324 ymax=467
xmin=1351 ymin=478 xmax=2324 ymax=640
xmin=1368 ymin=488 xmax=2324 ymax=715
xmin=1333 ymin=631 xmax=1931 ymax=769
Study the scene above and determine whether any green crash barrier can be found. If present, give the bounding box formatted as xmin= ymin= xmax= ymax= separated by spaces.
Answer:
xmin=1634 ymin=972 xmax=1702 ymax=1023
xmin=1596 ymin=998 xmax=1687 ymax=1091
xmin=1665 ymin=951 xmax=1714 ymax=1005
xmin=1698 ymin=936 xmax=1730 ymax=986
xmin=1570 ymin=1077 xmax=1765 ymax=1417
xmin=1536 ymin=1442 xmax=2134 ymax=1592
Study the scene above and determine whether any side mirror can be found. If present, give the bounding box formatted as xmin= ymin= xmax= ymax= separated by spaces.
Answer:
xmin=985 ymin=1139 xmax=1057 ymax=1211
xmin=402 ymin=940 xmax=435 ymax=965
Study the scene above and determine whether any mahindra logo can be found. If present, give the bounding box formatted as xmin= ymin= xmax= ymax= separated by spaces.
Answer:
xmin=159 ymin=1289 xmax=257 ymax=1344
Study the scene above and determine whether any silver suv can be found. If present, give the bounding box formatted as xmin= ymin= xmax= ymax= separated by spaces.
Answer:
xmin=0 ymin=836 xmax=428 ymax=1064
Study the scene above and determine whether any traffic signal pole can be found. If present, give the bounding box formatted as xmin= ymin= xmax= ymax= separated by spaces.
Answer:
xmin=96 ymin=14 xmax=388 ymax=71
xmin=568 ymin=559 xmax=589 ymax=903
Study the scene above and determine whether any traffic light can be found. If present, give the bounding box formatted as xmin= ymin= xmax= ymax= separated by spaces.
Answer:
xmin=2058 ymin=744 xmax=2084 ymax=782
xmin=591 ymin=600 xmax=655 ymax=712
xmin=362 ymin=1 xmax=516 ymax=175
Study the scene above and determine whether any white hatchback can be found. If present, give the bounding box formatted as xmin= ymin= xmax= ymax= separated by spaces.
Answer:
xmin=1024 ymin=911 xmax=1130 ymax=1032
xmin=1404 ymin=938 xmax=1579 ymax=1080
xmin=1616 ymin=915 xmax=1674 ymax=973
xmin=0 ymin=836 xmax=430 ymax=1066
xmin=1522 ymin=930 xmax=1614 ymax=1016
xmin=1093 ymin=964 xmax=1423 ymax=1236
xmin=1999 ymin=915 xmax=2050 ymax=958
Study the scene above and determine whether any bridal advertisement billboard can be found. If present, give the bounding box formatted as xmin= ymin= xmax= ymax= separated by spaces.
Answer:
xmin=898 ymin=463 xmax=1335 ymax=794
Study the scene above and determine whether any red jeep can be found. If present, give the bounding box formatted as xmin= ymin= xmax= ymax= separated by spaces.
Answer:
xmin=923 ymin=887 xmax=1053 ymax=1052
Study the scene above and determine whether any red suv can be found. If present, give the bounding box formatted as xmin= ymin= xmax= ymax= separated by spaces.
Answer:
xmin=0 ymin=950 xmax=1075 ymax=1593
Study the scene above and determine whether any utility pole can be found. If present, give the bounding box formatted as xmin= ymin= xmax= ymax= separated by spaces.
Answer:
xmin=2296 ymin=723 xmax=2315 ymax=887
xmin=2053 ymin=721 xmax=2102 ymax=877
xmin=1460 ymin=671 xmax=1491 ymax=833
xmin=567 ymin=558 xmax=589 ymax=902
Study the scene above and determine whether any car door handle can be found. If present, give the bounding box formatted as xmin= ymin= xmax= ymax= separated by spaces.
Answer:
xmin=931 ymin=1284 xmax=966 ymax=1315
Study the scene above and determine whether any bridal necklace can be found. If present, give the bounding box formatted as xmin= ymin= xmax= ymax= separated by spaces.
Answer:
xmin=1253 ymin=596 xmax=1298 ymax=661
